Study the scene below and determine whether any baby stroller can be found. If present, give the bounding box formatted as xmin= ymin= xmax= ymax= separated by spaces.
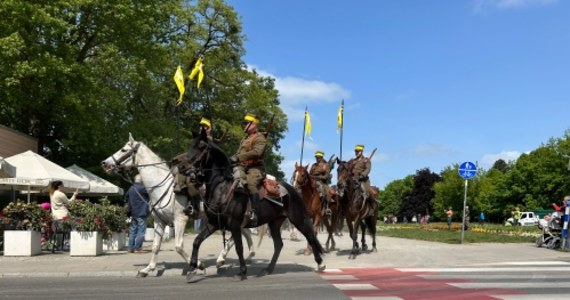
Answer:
xmin=536 ymin=212 xmax=563 ymax=249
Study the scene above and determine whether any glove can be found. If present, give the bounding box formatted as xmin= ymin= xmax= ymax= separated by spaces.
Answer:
xmin=229 ymin=155 xmax=239 ymax=164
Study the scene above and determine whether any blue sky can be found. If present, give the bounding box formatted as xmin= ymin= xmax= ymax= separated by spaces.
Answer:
xmin=226 ymin=0 xmax=570 ymax=188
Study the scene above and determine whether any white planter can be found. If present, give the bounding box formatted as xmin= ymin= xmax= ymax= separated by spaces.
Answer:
xmin=70 ymin=231 xmax=103 ymax=256
xmin=103 ymin=232 xmax=126 ymax=251
xmin=3 ymin=230 xmax=42 ymax=256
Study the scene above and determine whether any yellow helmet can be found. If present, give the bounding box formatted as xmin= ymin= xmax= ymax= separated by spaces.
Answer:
xmin=315 ymin=151 xmax=324 ymax=157
xmin=355 ymin=144 xmax=364 ymax=151
xmin=199 ymin=117 xmax=211 ymax=128
xmin=244 ymin=113 xmax=260 ymax=123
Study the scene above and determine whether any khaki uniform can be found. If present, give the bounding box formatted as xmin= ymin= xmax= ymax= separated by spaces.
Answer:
xmin=348 ymin=155 xmax=371 ymax=198
xmin=309 ymin=159 xmax=330 ymax=201
xmin=236 ymin=132 xmax=266 ymax=194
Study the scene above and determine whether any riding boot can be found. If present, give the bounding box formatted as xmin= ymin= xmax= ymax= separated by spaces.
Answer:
xmin=249 ymin=193 xmax=260 ymax=227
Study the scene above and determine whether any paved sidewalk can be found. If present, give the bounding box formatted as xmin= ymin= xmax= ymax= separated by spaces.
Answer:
xmin=1 ymin=231 xmax=569 ymax=278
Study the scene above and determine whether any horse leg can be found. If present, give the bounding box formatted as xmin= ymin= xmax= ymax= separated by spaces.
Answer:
xmin=290 ymin=214 xmax=326 ymax=272
xmin=187 ymin=222 xmax=217 ymax=283
xmin=360 ymin=221 xmax=368 ymax=252
xmin=172 ymin=216 xmax=202 ymax=273
xmin=368 ymin=216 xmax=377 ymax=252
xmin=242 ymin=228 xmax=256 ymax=260
xmin=137 ymin=221 xmax=165 ymax=277
xmin=216 ymin=236 xmax=234 ymax=268
xmin=261 ymin=219 xmax=285 ymax=276
xmin=230 ymin=221 xmax=247 ymax=281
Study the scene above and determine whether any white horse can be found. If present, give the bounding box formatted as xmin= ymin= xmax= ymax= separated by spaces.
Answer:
xmin=102 ymin=134 xmax=204 ymax=277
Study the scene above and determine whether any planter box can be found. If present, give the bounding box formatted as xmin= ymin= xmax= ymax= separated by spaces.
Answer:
xmin=103 ymin=232 xmax=126 ymax=251
xmin=70 ymin=231 xmax=103 ymax=256
xmin=3 ymin=230 xmax=42 ymax=256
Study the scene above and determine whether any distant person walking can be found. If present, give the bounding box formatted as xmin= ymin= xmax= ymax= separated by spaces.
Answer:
xmin=445 ymin=207 xmax=454 ymax=230
xmin=479 ymin=211 xmax=485 ymax=224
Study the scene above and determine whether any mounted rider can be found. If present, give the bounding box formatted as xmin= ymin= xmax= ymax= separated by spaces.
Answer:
xmin=181 ymin=117 xmax=212 ymax=218
xmin=230 ymin=113 xmax=266 ymax=226
xmin=347 ymin=144 xmax=372 ymax=201
xmin=309 ymin=150 xmax=333 ymax=215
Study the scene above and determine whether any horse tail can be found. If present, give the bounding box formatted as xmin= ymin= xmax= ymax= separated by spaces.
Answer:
xmin=281 ymin=181 xmax=325 ymax=256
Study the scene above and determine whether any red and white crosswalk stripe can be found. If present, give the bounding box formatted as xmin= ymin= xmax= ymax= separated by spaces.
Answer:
xmin=320 ymin=264 xmax=570 ymax=300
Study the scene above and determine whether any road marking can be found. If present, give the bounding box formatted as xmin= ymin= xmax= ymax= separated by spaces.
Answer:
xmin=492 ymin=294 xmax=570 ymax=300
xmin=321 ymin=274 xmax=357 ymax=280
xmin=398 ymin=267 xmax=570 ymax=272
xmin=351 ymin=297 xmax=403 ymax=300
xmin=449 ymin=281 xmax=568 ymax=289
xmin=333 ymin=283 xmax=378 ymax=290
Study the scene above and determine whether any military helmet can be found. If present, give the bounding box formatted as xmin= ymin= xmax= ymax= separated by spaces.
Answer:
xmin=244 ymin=113 xmax=260 ymax=123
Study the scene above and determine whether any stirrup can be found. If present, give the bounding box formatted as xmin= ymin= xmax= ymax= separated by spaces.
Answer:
xmin=249 ymin=210 xmax=258 ymax=226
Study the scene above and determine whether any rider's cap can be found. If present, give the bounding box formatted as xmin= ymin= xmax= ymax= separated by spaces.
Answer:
xmin=244 ymin=113 xmax=260 ymax=123
xmin=199 ymin=117 xmax=211 ymax=128
xmin=315 ymin=151 xmax=324 ymax=157
xmin=355 ymin=144 xmax=364 ymax=151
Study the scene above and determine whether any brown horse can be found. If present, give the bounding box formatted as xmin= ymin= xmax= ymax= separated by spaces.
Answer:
xmin=336 ymin=159 xmax=378 ymax=259
xmin=292 ymin=163 xmax=324 ymax=254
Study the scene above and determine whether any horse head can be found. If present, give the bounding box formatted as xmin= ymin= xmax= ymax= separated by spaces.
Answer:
xmin=335 ymin=158 xmax=351 ymax=197
xmin=101 ymin=133 xmax=141 ymax=174
xmin=292 ymin=162 xmax=312 ymax=189
xmin=186 ymin=127 xmax=232 ymax=184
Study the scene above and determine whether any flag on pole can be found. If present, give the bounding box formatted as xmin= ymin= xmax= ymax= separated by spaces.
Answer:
xmin=337 ymin=101 xmax=343 ymax=133
xmin=189 ymin=56 xmax=204 ymax=89
xmin=304 ymin=109 xmax=312 ymax=139
xmin=173 ymin=66 xmax=185 ymax=106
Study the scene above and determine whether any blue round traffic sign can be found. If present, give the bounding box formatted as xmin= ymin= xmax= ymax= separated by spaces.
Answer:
xmin=458 ymin=162 xmax=477 ymax=180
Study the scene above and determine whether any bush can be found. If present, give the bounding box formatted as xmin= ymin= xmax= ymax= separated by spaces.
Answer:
xmin=1 ymin=200 xmax=52 ymax=231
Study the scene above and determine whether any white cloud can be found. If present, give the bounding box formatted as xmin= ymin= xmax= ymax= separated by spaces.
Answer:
xmin=474 ymin=0 xmax=558 ymax=12
xmin=479 ymin=150 xmax=524 ymax=168
xmin=249 ymin=65 xmax=350 ymax=122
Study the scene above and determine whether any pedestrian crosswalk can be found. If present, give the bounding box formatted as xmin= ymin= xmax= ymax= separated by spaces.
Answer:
xmin=320 ymin=261 xmax=570 ymax=300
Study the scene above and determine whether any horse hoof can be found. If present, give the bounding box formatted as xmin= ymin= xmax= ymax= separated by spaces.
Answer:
xmin=136 ymin=271 xmax=148 ymax=278
xmin=316 ymin=263 xmax=326 ymax=273
xmin=216 ymin=260 xmax=225 ymax=268
xmin=197 ymin=261 xmax=206 ymax=271
xmin=232 ymin=273 xmax=247 ymax=281
xmin=362 ymin=245 xmax=368 ymax=252
xmin=259 ymin=268 xmax=272 ymax=276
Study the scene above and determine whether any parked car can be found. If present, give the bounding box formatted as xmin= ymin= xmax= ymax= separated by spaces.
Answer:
xmin=506 ymin=211 xmax=539 ymax=226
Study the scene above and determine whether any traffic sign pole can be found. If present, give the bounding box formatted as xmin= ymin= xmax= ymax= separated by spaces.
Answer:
xmin=458 ymin=162 xmax=477 ymax=245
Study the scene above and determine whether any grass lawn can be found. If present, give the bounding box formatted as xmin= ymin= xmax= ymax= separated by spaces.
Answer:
xmin=376 ymin=222 xmax=540 ymax=244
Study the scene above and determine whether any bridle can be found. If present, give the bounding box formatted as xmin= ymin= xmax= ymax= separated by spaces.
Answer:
xmin=110 ymin=141 xmax=141 ymax=171
xmin=183 ymin=140 xmax=211 ymax=185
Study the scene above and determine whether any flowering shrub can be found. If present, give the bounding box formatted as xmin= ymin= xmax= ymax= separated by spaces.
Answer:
xmin=99 ymin=197 xmax=128 ymax=233
xmin=1 ymin=200 xmax=52 ymax=231
xmin=67 ymin=200 xmax=110 ymax=238
xmin=66 ymin=198 xmax=128 ymax=238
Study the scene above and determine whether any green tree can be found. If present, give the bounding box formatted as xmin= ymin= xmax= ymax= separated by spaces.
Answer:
xmin=378 ymin=175 xmax=413 ymax=220
xmin=0 ymin=0 xmax=288 ymax=181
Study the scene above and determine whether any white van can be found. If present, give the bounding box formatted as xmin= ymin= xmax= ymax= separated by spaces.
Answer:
xmin=507 ymin=211 xmax=539 ymax=226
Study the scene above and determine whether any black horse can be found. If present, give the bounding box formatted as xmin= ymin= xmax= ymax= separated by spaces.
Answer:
xmin=183 ymin=129 xmax=325 ymax=282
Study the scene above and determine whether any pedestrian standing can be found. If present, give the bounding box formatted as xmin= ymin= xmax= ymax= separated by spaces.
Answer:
xmin=127 ymin=175 xmax=150 ymax=253
xmin=445 ymin=207 xmax=454 ymax=230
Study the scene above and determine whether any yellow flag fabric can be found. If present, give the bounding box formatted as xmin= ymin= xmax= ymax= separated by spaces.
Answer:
xmin=189 ymin=56 xmax=204 ymax=89
xmin=304 ymin=110 xmax=312 ymax=138
xmin=173 ymin=66 xmax=185 ymax=105
xmin=337 ymin=104 xmax=343 ymax=132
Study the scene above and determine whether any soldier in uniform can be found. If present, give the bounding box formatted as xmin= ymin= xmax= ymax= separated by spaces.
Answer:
xmin=348 ymin=144 xmax=371 ymax=200
xmin=309 ymin=150 xmax=332 ymax=215
xmin=182 ymin=117 xmax=212 ymax=218
xmin=230 ymin=113 xmax=266 ymax=226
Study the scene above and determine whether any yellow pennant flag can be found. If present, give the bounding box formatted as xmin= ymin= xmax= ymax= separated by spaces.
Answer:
xmin=173 ymin=66 xmax=185 ymax=105
xmin=189 ymin=56 xmax=204 ymax=89
xmin=304 ymin=110 xmax=312 ymax=139
xmin=337 ymin=103 xmax=343 ymax=133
